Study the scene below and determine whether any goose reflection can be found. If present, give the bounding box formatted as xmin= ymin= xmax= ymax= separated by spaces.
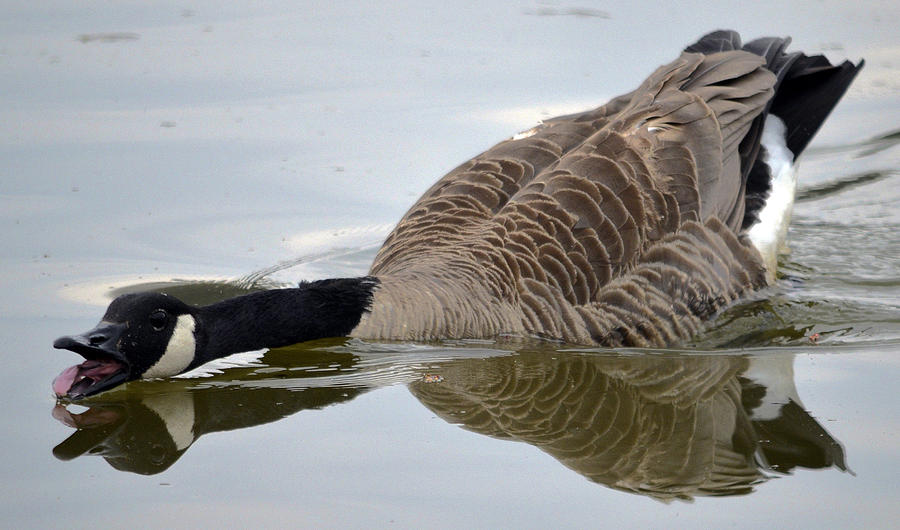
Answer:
xmin=52 ymin=348 xmax=846 ymax=499
xmin=410 ymin=352 xmax=848 ymax=500
xmin=52 ymin=384 xmax=370 ymax=474
xmin=51 ymin=343 xmax=371 ymax=475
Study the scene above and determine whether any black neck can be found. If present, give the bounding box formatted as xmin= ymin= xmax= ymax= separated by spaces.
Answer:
xmin=190 ymin=277 xmax=378 ymax=366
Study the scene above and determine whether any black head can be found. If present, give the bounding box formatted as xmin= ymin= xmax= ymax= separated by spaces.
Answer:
xmin=53 ymin=292 xmax=197 ymax=400
xmin=52 ymin=277 xmax=380 ymax=400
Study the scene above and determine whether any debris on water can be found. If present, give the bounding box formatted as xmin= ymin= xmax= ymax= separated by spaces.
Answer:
xmin=76 ymin=32 xmax=140 ymax=44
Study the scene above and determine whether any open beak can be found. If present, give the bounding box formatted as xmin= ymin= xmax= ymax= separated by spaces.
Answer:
xmin=53 ymin=322 xmax=131 ymax=400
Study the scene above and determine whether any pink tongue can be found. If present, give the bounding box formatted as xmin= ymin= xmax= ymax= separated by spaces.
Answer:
xmin=52 ymin=366 xmax=80 ymax=397
xmin=52 ymin=360 xmax=124 ymax=398
xmin=83 ymin=361 xmax=121 ymax=378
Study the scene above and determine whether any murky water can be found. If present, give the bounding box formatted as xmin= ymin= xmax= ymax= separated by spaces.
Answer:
xmin=2 ymin=2 xmax=898 ymax=527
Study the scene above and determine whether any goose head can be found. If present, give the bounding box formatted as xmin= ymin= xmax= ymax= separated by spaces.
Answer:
xmin=53 ymin=292 xmax=198 ymax=400
xmin=52 ymin=277 xmax=379 ymax=400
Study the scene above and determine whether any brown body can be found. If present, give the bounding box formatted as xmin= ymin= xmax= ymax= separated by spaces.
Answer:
xmin=354 ymin=50 xmax=772 ymax=346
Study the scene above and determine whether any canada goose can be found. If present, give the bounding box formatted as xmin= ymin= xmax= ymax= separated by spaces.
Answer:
xmin=53 ymin=30 xmax=863 ymax=399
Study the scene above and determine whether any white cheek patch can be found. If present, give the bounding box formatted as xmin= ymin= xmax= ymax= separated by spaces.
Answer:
xmin=142 ymin=314 xmax=197 ymax=379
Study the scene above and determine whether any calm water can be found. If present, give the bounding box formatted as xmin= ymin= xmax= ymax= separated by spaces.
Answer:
xmin=2 ymin=2 xmax=899 ymax=528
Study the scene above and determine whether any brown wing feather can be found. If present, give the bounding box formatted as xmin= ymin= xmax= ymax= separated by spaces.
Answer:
xmin=357 ymin=47 xmax=776 ymax=344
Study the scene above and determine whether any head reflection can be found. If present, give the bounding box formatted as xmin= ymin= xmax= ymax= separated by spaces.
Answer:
xmin=53 ymin=399 xmax=188 ymax=474
xmin=51 ymin=372 xmax=367 ymax=475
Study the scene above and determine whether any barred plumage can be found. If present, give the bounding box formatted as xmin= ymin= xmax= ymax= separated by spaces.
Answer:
xmin=354 ymin=31 xmax=861 ymax=345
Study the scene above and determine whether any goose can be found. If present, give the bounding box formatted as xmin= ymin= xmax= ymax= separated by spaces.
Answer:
xmin=52 ymin=30 xmax=863 ymax=400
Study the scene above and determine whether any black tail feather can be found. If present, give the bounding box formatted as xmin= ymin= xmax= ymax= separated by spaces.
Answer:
xmin=769 ymin=55 xmax=865 ymax=156
xmin=688 ymin=30 xmax=863 ymax=230
xmin=684 ymin=29 xmax=743 ymax=54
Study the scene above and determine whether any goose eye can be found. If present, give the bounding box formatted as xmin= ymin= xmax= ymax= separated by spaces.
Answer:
xmin=148 ymin=309 xmax=168 ymax=331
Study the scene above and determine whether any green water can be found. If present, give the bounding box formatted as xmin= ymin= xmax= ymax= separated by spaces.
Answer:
xmin=2 ymin=1 xmax=898 ymax=527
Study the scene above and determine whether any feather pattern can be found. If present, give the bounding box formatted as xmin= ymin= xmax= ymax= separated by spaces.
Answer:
xmin=410 ymin=352 xmax=846 ymax=499
xmin=50 ymin=31 xmax=862 ymax=402
xmin=409 ymin=354 xmax=762 ymax=500
xmin=352 ymin=31 xmax=860 ymax=346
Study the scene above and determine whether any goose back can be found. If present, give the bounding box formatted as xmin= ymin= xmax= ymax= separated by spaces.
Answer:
xmin=353 ymin=32 xmax=860 ymax=346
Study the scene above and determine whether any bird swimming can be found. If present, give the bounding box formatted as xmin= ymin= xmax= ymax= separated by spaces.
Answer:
xmin=53 ymin=30 xmax=863 ymax=400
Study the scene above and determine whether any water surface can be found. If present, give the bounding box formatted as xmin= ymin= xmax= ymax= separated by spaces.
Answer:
xmin=2 ymin=1 xmax=898 ymax=527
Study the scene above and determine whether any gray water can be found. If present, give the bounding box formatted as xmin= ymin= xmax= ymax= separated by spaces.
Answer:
xmin=2 ymin=1 xmax=899 ymax=528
